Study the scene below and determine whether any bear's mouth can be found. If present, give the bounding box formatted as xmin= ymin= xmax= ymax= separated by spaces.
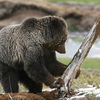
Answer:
xmin=56 ymin=43 xmax=66 ymax=54
xmin=54 ymin=38 xmax=66 ymax=54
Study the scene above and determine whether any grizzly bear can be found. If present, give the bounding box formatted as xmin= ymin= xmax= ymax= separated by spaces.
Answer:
xmin=0 ymin=16 xmax=68 ymax=93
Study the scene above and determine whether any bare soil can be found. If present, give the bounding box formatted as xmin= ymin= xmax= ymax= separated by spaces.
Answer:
xmin=0 ymin=9 xmax=48 ymax=28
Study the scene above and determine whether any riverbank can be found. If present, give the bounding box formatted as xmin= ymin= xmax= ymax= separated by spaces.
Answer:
xmin=0 ymin=0 xmax=100 ymax=32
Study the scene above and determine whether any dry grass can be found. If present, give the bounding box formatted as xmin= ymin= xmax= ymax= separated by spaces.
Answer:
xmin=72 ymin=69 xmax=100 ymax=89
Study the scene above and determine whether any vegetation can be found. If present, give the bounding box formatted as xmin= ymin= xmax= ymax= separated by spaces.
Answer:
xmin=72 ymin=69 xmax=100 ymax=88
xmin=46 ymin=0 xmax=100 ymax=4
xmin=68 ymin=24 xmax=82 ymax=32
xmin=58 ymin=57 xmax=100 ymax=69
xmin=71 ymin=38 xmax=84 ymax=42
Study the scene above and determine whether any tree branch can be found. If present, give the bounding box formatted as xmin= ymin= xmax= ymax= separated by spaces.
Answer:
xmin=58 ymin=17 xmax=100 ymax=98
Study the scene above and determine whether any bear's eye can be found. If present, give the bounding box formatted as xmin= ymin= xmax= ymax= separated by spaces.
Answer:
xmin=60 ymin=37 xmax=67 ymax=45
xmin=54 ymin=37 xmax=66 ymax=47
xmin=62 ymin=38 xmax=66 ymax=43
xmin=54 ymin=42 xmax=60 ymax=47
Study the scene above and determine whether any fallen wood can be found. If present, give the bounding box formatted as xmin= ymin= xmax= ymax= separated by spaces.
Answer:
xmin=58 ymin=17 xmax=100 ymax=98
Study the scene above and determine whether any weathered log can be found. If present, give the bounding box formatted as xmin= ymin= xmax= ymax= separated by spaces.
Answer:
xmin=58 ymin=17 xmax=100 ymax=98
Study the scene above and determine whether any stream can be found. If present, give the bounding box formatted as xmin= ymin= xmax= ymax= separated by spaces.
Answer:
xmin=57 ymin=32 xmax=100 ymax=58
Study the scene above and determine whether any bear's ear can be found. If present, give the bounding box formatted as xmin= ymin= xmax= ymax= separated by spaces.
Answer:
xmin=22 ymin=18 xmax=37 ymax=28
xmin=51 ymin=17 xmax=62 ymax=29
xmin=50 ymin=17 xmax=66 ymax=31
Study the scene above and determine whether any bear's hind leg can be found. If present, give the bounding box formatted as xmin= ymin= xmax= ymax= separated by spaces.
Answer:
xmin=1 ymin=68 xmax=19 ymax=93
xmin=18 ymin=70 xmax=43 ymax=93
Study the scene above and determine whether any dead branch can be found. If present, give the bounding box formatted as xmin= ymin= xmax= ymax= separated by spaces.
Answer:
xmin=58 ymin=17 xmax=100 ymax=98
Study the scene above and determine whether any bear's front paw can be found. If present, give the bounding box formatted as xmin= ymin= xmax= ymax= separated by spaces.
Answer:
xmin=50 ymin=78 xmax=64 ymax=89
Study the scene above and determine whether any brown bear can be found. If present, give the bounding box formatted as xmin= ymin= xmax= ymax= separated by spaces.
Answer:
xmin=0 ymin=16 xmax=68 ymax=93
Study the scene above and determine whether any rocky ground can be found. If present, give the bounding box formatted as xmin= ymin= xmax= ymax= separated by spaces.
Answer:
xmin=0 ymin=0 xmax=100 ymax=31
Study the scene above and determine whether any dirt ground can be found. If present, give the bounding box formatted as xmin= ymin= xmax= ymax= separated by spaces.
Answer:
xmin=0 ymin=90 xmax=59 ymax=100
xmin=0 ymin=9 xmax=47 ymax=28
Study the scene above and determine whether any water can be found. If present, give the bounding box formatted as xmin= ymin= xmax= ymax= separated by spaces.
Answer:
xmin=57 ymin=33 xmax=100 ymax=58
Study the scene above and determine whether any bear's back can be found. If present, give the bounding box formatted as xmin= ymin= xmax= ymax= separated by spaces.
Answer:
xmin=0 ymin=24 xmax=21 ymax=66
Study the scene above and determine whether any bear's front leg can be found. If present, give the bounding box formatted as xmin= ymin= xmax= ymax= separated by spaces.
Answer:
xmin=24 ymin=49 xmax=64 ymax=90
